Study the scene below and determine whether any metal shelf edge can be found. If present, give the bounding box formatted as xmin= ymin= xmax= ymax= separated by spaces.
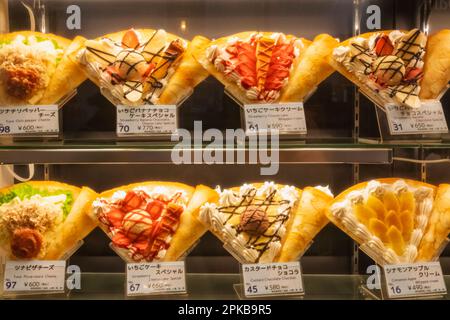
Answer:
xmin=0 ymin=148 xmax=392 ymax=164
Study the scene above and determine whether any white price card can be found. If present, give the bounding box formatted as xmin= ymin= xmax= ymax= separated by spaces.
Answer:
xmin=385 ymin=100 xmax=448 ymax=135
xmin=384 ymin=261 xmax=447 ymax=299
xmin=116 ymin=105 xmax=177 ymax=136
xmin=244 ymin=102 xmax=307 ymax=134
xmin=3 ymin=260 xmax=66 ymax=292
xmin=0 ymin=105 xmax=59 ymax=135
xmin=242 ymin=262 xmax=304 ymax=297
xmin=126 ymin=261 xmax=186 ymax=296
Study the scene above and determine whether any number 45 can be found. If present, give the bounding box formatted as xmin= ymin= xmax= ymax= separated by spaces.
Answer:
xmin=246 ymin=285 xmax=257 ymax=294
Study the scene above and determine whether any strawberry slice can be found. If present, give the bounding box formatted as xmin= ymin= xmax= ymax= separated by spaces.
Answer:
xmin=106 ymin=65 xmax=118 ymax=75
xmin=374 ymin=35 xmax=394 ymax=56
xmin=265 ymin=43 xmax=295 ymax=91
xmin=123 ymin=191 xmax=143 ymax=212
xmin=105 ymin=65 xmax=123 ymax=84
xmin=134 ymin=238 xmax=150 ymax=252
xmin=405 ymin=67 xmax=423 ymax=81
xmin=226 ymin=45 xmax=238 ymax=56
xmin=122 ymin=29 xmax=140 ymax=49
xmin=107 ymin=208 xmax=125 ymax=228
xmin=235 ymin=42 xmax=257 ymax=89
xmin=142 ymin=63 xmax=156 ymax=79
xmin=145 ymin=199 xmax=165 ymax=220
xmin=112 ymin=232 xmax=131 ymax=248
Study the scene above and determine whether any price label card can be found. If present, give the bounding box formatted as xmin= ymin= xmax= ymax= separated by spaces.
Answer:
xmin=126 ymin=261 xmax=186 ymax=296
xmin=116 ymin=105 xmax=177 ymax=136
xmin=386 ymin=100 xmax=448 ymax=135
xmin=244 ymin=102 xmax=307 ymax=134
xmin=3 ymin=260 xmax=66 ymax=292
xmin=384 ymin=261 xmax=447 ymax=299
xmin=0 ymin=105 xmax=59 ymax=135
xmin=242 ymin=262 xmax=304 ymax=297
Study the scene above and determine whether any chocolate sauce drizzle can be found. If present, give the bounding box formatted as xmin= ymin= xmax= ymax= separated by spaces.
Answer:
xmin=395 ymin=29 xmax=425 ymax=66
xmin=217 ymin=188 xmax=291 ymax=263
xmin=143 ymin=38 xmax=184 ymax=103
xmin=344 ymin=31 xmax=425 ymax=106
xmin=350 ymin=43 xmax=373 ymax=75
xmin=86 ymin=46 xmax=116 ymax=64
xmin=389 ymin=83 xmax=419 ymax=103
xmin=86 ymin=30 xmax=183 ymax=104
xmin=372 ymin=55 xmax=405 ymax=83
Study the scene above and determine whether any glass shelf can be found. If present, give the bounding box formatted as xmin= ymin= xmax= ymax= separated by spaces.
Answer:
xmin=2 ymin=273 xmax=449 ymax=300
xmin=0 ymin=132 xmax=395 ymax=164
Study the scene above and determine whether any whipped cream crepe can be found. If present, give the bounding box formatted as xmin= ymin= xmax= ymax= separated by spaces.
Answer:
xmin=193 ymin=31 xmax=337 ymax=104
xmin=331 ymin=29 xmax=450 ymax=108
xmin=0 ymin=31 xmax=86 ymax=106
xmin=327 ymin=178 xmax=450 ymax=265
xmin=90 ymin=182 xmax=216 ymax=262
xmin=77 ymin=28 xmax=210 ymax=106
xmin=198 ymin=182 xmax=333 ymax=263
xmin=0 ymin=181 xmax=97 ymax=260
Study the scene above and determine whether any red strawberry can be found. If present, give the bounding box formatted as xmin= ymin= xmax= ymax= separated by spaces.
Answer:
xmin=122 ymin=29 xmax=140 ymax=49
xmin=136 ymin=190 xmax=151 ymax=203
xmin=105 ymin=65 xmax=122 ymax=84
xmin=142 ymin=63 xmax=156 ymax=78
xmin=145 ymin=200 xmax=165 ymax=220
xmin=226 ymin=44 xmax=238 ymax=56
xmin=134 ymin=238 xmax=150 ymax=251
xmin=123 ymin=191 xmax=143 ymax=212
xmin=106 ymin=65 xmax=118 ymax=75
xmin=405 ymin=68 xmax=423 ymax=81
xmin=107 ymin=209 xmax=125 ymax=228
xmin=112 ymin=232 xmax=131 ymax=247
xmin=375 ymin=35 xmax=394 ymax=56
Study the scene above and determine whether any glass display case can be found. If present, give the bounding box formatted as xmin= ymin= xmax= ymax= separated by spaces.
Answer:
xmin=0 ymin=0 xmax=449 ymax=300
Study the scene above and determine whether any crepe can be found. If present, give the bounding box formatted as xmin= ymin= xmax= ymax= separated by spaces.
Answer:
xmin=0 ymin=31 xmax=86 ymax=106
xmin=0 ymin=181 xmax=97 ymax=260
xmin=76 ymin=29 xmax=210 ymax=106
xmin=420 ymin=29 xmax=450 ymax=99
xmin=330 ymin=29 xmax=429 ymax=108
xmin=194 ymin=31 xmax=335 ymax=105
xmin=417 ymin=184 xmax=450 ymax=261
xmin=280 ymin=34 xmax=338 ymax=102
xmin=327 ymin=178 xmax=442 ymax=266
xmin=158 ymin=36 xmax=211 ymax=104
xmin=197 ymin=182 xmax=333 ymax=263
xmin=90 ymin=181 xmax=216 ymax=262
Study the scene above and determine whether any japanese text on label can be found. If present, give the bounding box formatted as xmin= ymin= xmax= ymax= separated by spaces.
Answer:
xmin=385 ymin=101 xmax=448 ymax=135
xmin=244 ymin=103 xmax=307 ymax=134
xmin=384 ymin=261 xmax=447 ymax=298
xmin=116 ymin=105 xmax=177 ymax=136
xmin=0 ymin=105 xmax=59 ymax=135
xmin=242 ymin=262 xmax=304 ymax=297
xmin=3 ymin=260 xmax=66 ymax=292
xmin=126 ymin=261 xmax=186 ymax=296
